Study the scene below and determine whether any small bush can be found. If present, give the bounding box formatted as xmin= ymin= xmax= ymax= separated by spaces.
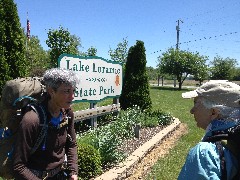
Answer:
xmin=141 ymin=115 xmax=159 ymax=127
xmin=149 ymin=110 xmax=174 ymax=126
xmin=77 ymin=123 xmax=126 ymax=170
xmin=91 ymin=124 xmax=126 ymax=169
xmin=77 ymin=143 xmax=102 ymax=179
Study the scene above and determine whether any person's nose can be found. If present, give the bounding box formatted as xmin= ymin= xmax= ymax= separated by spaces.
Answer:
xmin=71 ymin=92 xmax=75 ymax=100
xmin=69 ymin=90 xmax=75 ymax=100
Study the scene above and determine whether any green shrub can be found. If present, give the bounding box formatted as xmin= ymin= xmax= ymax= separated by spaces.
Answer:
xmin=77 ymin=123 xmax=126 ymax=170
xmin=77 ymin=143 xmax=102 ymax=180
xmin=141 ymin=115 xmax=159 ymax=128
xmin=119 ymin=106 xmax=173 ymax=128
xmin=149 ymin=110 xmax=174 ymax=126
xmin=91 ymin=124 xmax=126 ymax=169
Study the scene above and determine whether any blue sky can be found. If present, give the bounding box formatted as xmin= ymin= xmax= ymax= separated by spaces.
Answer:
xmin=14 ymin=0 xmax=240 ymax=68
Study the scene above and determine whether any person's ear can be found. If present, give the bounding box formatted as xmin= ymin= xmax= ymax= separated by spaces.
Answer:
xmin=211 ymin=108 xmax=220 ymax=120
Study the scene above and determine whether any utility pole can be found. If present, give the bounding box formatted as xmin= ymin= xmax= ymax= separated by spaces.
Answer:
xmin=176 ymin=19 xmax=183 ymax=49
xmin=174 ymin=19 xmax=183 ymax=87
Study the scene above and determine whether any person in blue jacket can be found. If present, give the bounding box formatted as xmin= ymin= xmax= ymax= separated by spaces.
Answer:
xmin=178 ymin=80 xmax=240 ymax=180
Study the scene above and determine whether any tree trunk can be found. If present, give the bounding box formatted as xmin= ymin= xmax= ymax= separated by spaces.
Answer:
xmin=178 ymin=82 xmax=182 ymax=90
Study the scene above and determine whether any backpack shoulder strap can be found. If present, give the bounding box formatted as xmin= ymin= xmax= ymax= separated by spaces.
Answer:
xmin=221 ymin=140 xmax=240 ymax=180
xmin=28 ymin=104 xmax=48 ymax=154
xmin=215 ymin=141 xmax=227 ymax=180
xmin=204 ymin=132 xmax=240 ymax=180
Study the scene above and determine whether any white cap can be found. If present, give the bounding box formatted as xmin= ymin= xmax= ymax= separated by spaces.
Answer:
xmin=182 ymin=80 xmax=240 ymax=107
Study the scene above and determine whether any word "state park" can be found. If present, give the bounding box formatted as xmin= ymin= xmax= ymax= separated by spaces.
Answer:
xmin=74 ymin=86 xmax=115 ymax=97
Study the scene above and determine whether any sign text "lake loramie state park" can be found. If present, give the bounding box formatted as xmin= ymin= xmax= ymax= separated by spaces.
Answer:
xmin=58 ymin=54 xmax=123 ymax=102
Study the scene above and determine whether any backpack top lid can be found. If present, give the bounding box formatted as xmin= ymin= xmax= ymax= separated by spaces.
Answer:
xmin=1 ymin=77 xmax=45 ymax=109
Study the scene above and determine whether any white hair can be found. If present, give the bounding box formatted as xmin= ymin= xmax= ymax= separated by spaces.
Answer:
xmin=202 ymin=98 xmax=240 ymax=122
xmin=43 ymin=68 xmax=80 ymax=91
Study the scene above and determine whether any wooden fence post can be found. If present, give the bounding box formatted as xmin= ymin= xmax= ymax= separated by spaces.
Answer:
xmin=90 ymin=102 xmax=97 ymax=128
xmin=113 ymin=98 xmax=119 ymax=116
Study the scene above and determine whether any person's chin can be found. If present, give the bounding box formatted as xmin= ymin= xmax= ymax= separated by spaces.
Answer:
xmin=64 ymin=102 xmax=72 ymax=109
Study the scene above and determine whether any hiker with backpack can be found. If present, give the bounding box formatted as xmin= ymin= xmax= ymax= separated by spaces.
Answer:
xmin=12 ymin=68 xmax=79 ymax=180
xmin=178 ymin=80 xmax=240 ymax=180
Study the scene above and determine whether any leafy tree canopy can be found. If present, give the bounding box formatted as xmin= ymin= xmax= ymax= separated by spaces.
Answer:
xmin=157 ymin=48 xmax=208 ymax=89
xmin=87 ymin=46 xmax=97 ymax=56
xmin=210 ymin=55 xmax=237 ymax=80
xmin=46 ymin=26 xmax=81 ymax=67
xmin=109 ymin=37 xmax=128 ymax=64
xmin=26 ymin=35 xmax=50 ymax=76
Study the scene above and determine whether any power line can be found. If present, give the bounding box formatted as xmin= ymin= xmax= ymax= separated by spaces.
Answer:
xmin=151 ymin=31 xmax=238 ymax=54
xmin=180 ymin=32 xmax=238 ymax=45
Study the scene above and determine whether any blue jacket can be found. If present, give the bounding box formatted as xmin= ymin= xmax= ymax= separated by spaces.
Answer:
xmin=178 ymin=119 xmax=238 ymax=180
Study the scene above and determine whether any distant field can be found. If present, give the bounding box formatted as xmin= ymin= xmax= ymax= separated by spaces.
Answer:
xmin=150 ymin=79 xmax=240 ymax=86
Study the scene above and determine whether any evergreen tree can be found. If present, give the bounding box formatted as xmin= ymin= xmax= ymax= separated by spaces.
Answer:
xmin=120 ymin=40 xmax=152 ymax=111
xmin=0 ymin=8 xmax=10 ymax=90
xmin=0 ymin=0 xmax=28 ymax=91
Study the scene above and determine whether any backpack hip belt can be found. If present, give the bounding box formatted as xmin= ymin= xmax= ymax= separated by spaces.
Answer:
xmin=30 ymin=164 xmax=64 ymax=179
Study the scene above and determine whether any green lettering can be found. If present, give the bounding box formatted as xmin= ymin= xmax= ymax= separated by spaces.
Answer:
xmin=85 ymin=65 xmax=90 ymax=72
xmin=79 ymin=61 xmax=85 ymax=71
xmin=93 ymin=63 xmax=97 ymax=72
xmin=66 ymin=60 xmax=71 ymax=70
xmin=99 ymin=86 xmax=103 ymax=95
xmin=73 ymin=64 xmax=78 ymax=71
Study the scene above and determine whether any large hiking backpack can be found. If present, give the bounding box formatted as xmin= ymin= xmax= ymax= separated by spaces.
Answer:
xmin=0 ymin=77 xmax=47 ymax=179
xmin=204 ymin=125 xmax=240 ymax=180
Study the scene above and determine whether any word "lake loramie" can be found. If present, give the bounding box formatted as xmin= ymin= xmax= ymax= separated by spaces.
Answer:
xmin=66 ymin=60 xmax=121 ymax=74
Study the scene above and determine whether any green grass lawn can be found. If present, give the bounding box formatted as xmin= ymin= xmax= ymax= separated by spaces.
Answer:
xmin=146 ymin=86 xmax=205 ymax=180
xmin=71 ymin=98 xmax=114 ymax=111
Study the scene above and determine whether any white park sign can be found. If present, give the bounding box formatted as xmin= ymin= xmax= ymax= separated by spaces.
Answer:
xmin=58 ymin=54 xmax=123 ymax=102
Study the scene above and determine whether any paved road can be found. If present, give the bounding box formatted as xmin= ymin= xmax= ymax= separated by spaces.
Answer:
xmin=150 ymin=84 xmax=197 ymax=89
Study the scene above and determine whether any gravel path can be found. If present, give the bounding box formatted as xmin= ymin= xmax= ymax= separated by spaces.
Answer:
xmin=118 ymin=125 xmax=166 ymax=156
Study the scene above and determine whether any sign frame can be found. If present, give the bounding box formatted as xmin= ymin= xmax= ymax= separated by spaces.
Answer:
xmin=58 ymin=53 xmax=123 ymax=103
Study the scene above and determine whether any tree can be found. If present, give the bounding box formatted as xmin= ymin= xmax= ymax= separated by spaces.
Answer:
xmin=109 ymin=37 xmax=128 ymax=64
xmin=210 ymin=56 xmax=237 ymax=80
xmin=120 ymin=40 xmax=152 ymax=111
xmin=46 ymin=26 xmax=81 ymax=67
xmin=87 ymin=46 xmax=97 ymax=56
xmin=158 ymin=48 xmax=208 ymax=89
xmin=146 ymin=66 xmax=158 ymax=81
xmin=232 ymin=67 xmax=240 ymax=81
xmin=26 ymin=35 xmax=50 ymax=76
xmin=0 ymin=0 xmax=29 ymax=92
xmin=192 ymin=54 xmax=209 ymax=85
xmin=193 ymin=65 xmax=209 ymax=85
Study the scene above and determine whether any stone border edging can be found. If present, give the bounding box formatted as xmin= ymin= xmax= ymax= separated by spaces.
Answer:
xmin=95 ymin=118 xmax=181 ymax=180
